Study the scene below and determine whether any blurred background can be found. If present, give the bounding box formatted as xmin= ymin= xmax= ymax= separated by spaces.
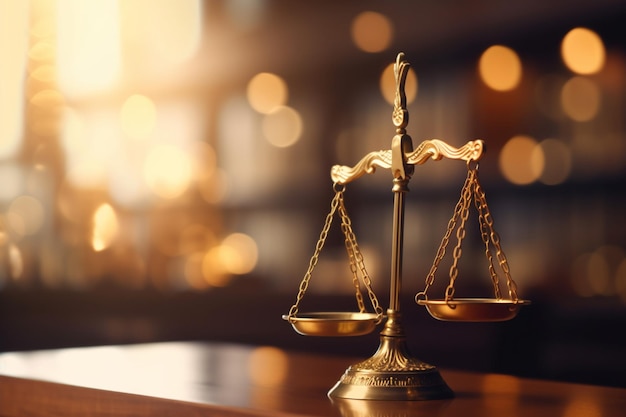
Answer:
xmin=1 ymin=0 xmax=625 ymax=388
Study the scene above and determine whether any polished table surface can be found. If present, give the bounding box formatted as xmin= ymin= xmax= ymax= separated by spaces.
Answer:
xmin=1 ymin=341 xmax=624 ymax=417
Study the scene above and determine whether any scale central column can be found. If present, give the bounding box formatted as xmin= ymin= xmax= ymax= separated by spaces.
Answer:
xmin=389 ymin=176 xmax=408 ymax=313
xmin=328 ymin=174 xmax=454 ymax=399
xmin=326 ymin=53 xmax=454 ymax=401
xmin=327 ymin=160 xmax=453 ymax=402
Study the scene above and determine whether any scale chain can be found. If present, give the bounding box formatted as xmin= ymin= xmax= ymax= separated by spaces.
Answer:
xmin=473 ymin=169 xmax=502 ymax=299
xmin=418 ymin=169 xmax=474 ymax=300
xmin=287 ymin=187 xmax=342 ymax=319
xmin=417 ymin=165 xmax=522 ymax=304
xmin=339 ymin=192 xmax=367 ymax=313
xmin=445 ymin=169 xmax=473 ymax=302
xmin=338 ymin=193 xmax=384 ymax=321
xmin=472 ymin=176 xmax=520 ymax=302
xmin=287 ymin=185 xmax=384 ymax=320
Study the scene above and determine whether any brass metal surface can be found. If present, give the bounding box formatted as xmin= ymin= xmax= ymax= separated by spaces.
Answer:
xmin=282 ymin=313 xmax=381 ymax=337
xmin=328 ymin=310 xmax=453 ymax=401
xmin=284 ymin=52 xmax=530 ymax=401
xmin=417 ymin=298 xmax=532 ymax=322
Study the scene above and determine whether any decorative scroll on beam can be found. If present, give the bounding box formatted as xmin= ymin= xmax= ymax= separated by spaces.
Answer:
xmin=331 ymin=139 xmax=485 ymax=185
xmin=330 ymin=149 xmax=392 ymax=184
xmin=407 ymin=138 xmax=484 ymax=165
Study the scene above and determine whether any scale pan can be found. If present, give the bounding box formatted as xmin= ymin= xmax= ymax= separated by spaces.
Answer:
xmin=282 ymin=312 xmax=381 ymax=336
xmin=417 ymin=298 xmax=531 ymax=322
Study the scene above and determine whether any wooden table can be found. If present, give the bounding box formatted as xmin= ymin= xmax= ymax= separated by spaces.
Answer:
xmin=1 ymin=341 xmax=624 ymax=416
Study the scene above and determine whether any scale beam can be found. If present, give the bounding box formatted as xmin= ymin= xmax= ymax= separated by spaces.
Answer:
xmin=330 ymin=138 xmax=485 ymax=185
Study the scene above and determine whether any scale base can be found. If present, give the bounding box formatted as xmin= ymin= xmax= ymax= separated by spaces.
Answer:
xmin=328 ymin=367 xmax=452 ymax=401
xmin=328 ymin=312 xmax=453 ymax=401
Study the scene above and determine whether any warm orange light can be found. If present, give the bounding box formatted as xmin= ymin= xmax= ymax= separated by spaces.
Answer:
xmin=560 ymin=76 xmax=601 ymax=122
xmin=537 ymin=139 xmax=572 ymax=185
xmin=56 ymin=0 xmax=122 ymax=97
xmin=561 ymin=27 xmax=605 ymax=75
xmin=119 ymin=0 xmax=202 ymax=75
xmin=8 ymin=244 xmax=23 ymax=280
xmin=220 ymin=233 xmax=258 ymax=275
xmin=92 ymin=203 xmax=119 ymax=252
xmin=143 ymin=145 xmax=193 ymax=199
xmin=184 ymin=252 xmax=211 ymax=290
xmin=179 ymin=223 xmax=216 ymax=255
xmin=247 ymin=73 xmax=288 ymax=114
xmin=61 ymin=107 xmax=110 ymax=190
xmin=478 ymin=45 xmax=522 ymax=91
xmin=571 ymin=246 xmax=624 ymax=299
xmin=351 ymin=11 xmax=393 ymax=53
xmin=7 ymin=195 xmax=45 ymax=237
xmin=0 ymin=0 xmax=29 ymax=159
xmin=30 ymin=65 xmax=56 ymax=83
xmin=0 ymin=164 xmax=24 ymax=202
xmin=499 ymin=135 xmax=543 ymax=185
xmin=261 ymin=105 xmax=303 ymax=148
xmin=120 ymin=95 xmax=157 ymax=140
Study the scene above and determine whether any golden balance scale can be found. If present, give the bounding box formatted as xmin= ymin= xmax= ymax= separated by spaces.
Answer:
xmin=283 ymin=53 xmax=530 ymax=401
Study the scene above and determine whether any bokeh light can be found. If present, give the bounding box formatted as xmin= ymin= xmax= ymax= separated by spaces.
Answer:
xmin=499 ymin=135 xmax=544 ymax=185
xmin=201 ymin=233 xmax=258 ymax=286
xmin=478 ymin=45 xmax=522 ymax=91
xmin=8 ymin=244 xmax=24 ymax=280
xmin=351 ymin=11 xmax=393 ymax=53
xmin=120 ymin=95 xmax=157 ymax=140
xmin=219 ymin=233 xmax=258 ymax=275
xmin=30 ymin=64 xmax=56 ymax=83
xmin=143 ymin=144 xmax=193 ymax=199
xmin=7 ymin=195 xmax=45 ymax=237
xmin=380 ymin=63 xmax=418 ymax=105
xmin=571 ymin=246 xmax=625 ymax=298
xmin=246 ymin=72 xmax=288 ymax=114
xmin=61 ymin=107 xmax=112 ymax=190
xmin=0 ymin=0 xmax=29 ymax=160
xmin=0 ymin=164 xmax=25 ymax=202
xmin=179 ymin=223 xmax=216 ymax=255
xmin=198 ymin=168 xmax=229 ymax=204
xmin=91 ymin=203 xmax=119 ymax=252
xmin=120 ymin=0 xmax=202 ymax=72
xmin=536 ymin=139 xmax=572 ymax=185
xmin=56 ymin=0 xmax=122 ymax=97
xmin=108 ymin=161 xmax=151 ymax=208
xmin=201 ymin=248 xmax=232 ymax=287
xmin=261 ymin=105 xmax=303 ymax=148
xmin=560 ymin=76 xmax=601 ymax=122
xmin=184 ymin=251 xmax=211 ymax=291
xmin=30 ymin=88 xmax=64 ymax=108
xmin=561 ymin=27 xmax=605 ymax=75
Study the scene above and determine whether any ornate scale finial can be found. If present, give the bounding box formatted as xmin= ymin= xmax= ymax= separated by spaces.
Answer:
xmin=330 ymin=52 xmax=484 ymax=186
xmin=392 ymin=52 xmax=410 ymax=133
